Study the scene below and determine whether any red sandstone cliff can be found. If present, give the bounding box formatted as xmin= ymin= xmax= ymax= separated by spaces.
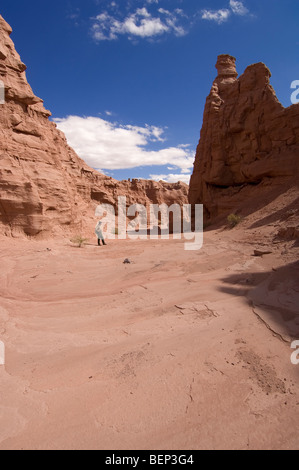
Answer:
xmin=0 ymin=15 xmax=188 ymax=237
xmin=189 ymin=55 xmax=299 ymax=220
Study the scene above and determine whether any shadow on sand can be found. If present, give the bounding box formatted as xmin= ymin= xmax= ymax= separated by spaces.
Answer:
xmin=218 ymin=261 xmax=299 ymax=342
xmin=249 ymin=197 xmax=299 ymax=230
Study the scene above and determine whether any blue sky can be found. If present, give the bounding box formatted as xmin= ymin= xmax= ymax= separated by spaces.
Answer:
xmin=1 ymin=0 xmax=298 ymax=183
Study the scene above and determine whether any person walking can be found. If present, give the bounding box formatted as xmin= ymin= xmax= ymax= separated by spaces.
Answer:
xmin=95 ymin=221 xmax=107 ymax=246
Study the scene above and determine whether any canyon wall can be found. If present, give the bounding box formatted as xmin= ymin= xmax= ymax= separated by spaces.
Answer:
xmin=0 ymin=15 xmax=188 ymax=237
xmin=189 ymin=54 xmax=299 ymax=219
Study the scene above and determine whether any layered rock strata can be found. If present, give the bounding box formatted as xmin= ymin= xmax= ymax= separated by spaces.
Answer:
xmin=0 ymin=16 xmax=188 ymax=237
xmin=189 ymin=54 xmax=299 ymax=219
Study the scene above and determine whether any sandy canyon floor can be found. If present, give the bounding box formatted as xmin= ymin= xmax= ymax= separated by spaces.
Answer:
xmin=0 ymin=228 xmax=298 ymax=450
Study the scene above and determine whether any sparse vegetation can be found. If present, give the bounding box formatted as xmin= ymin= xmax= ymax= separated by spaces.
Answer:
xmin=70 ymin=235 xmax=88 ymax=248
xmin=227 ymin=214 xmax=242 ymax=228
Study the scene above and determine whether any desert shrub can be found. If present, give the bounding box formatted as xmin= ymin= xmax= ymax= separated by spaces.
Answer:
xmin=227 ymin=214 xmax=242 ymax=228
xmin=70 ymin=235 xmax=88 ymax=248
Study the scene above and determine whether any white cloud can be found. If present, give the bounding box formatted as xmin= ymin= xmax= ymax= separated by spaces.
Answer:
xmin=136 ymin=7 xmax=151 ymax=18
xmin=53 ymin=115 xmax=194 ymax=175
xmin=90 ymin=1 xmax=251 ymax=40
xmin=91 ymin=2 xmax=250 ymax=40
xmin=202 ymin=9 xmax=231 ymax=24
xmin=202 ymin=1 xmax=249 ymax=24
xmin=91 ymin=6 xmax=187 ymax=41
xmin=121 ymin=14 xmax=168 ymax=38
xmin=229 ymin=0 xmax=249 ymax=16
xmin=150 ymin=173 xmax=191 ymax=184
xmin=158 ymin=8 xmax=187 ymax=37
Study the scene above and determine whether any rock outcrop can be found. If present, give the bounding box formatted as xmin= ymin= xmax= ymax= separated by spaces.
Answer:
xmin=0 ymin=15 xmax=188 ymax=237
xmin=189 ymin=54 xmax=299 ymax=219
